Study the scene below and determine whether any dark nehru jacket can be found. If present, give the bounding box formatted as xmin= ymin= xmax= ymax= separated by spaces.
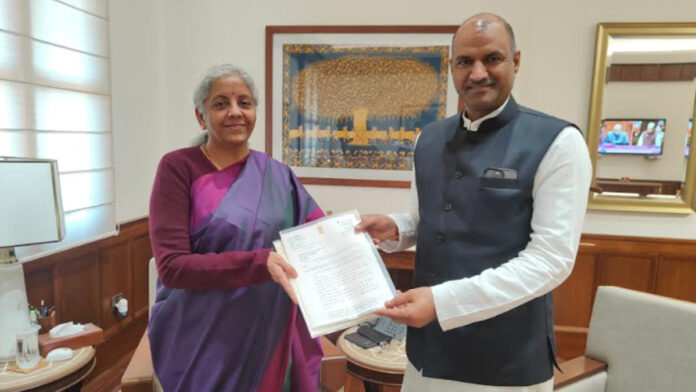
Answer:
xmin=410 ymin=97 xmax=571 ymax=386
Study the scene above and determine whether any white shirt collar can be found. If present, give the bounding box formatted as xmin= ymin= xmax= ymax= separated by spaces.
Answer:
xmin=461 ymin=97 xmax=511 ymax=132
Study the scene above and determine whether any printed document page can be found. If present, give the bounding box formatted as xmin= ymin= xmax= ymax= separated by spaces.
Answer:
xmin=275 ymin=210 xmax=395 ymax=337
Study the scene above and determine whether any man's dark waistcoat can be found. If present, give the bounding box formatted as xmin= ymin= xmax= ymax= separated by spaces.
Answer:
xmin=410 ymin=97 xmax=572 ymax=386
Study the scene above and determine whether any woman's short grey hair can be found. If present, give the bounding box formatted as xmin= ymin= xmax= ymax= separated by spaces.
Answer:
xmin=192 ymin=64 xmax=258 ymax=115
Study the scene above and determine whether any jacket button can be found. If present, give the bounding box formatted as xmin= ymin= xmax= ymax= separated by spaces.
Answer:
xmin=435 ymin=235 xmax=445 ymax=244
xmin=444 ymin=203 xmax=453 ymax=211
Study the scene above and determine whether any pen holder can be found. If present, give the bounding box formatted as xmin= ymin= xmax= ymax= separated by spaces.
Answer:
xmin=37 ymin=315 xmax=56 ymax=334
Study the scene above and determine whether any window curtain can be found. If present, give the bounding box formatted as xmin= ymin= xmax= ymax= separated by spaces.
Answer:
xmin=0 ymin=0 xmax=115 ymax=261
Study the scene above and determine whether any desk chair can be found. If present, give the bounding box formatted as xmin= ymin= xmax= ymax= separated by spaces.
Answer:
xmin=554 ymin=286 xmax=696 ymax=391
xmin=121 ymin=259 xmax=346 ymax=392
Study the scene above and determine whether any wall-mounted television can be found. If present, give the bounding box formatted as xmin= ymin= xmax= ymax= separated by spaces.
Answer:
xmin=598 ymin=119 xmax=665 ymax=155
xmin=686 ymin=119 xmax=693 ymax=157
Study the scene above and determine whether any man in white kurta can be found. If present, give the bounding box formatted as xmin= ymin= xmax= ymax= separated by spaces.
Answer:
xmin=356 ymin=13 xmax=592 ymax=391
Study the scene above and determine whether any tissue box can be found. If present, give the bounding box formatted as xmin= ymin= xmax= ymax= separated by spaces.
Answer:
xmin=38 ymin=323 xmax=103 ymax=357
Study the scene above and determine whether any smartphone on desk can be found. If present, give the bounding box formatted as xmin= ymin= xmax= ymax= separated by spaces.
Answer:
xmin=346 ymin=317 xmax=408 ymax=350
xmin=345 ymin=331 xmax=378 ymax=349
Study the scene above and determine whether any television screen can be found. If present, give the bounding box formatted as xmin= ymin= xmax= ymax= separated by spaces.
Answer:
xmin=686 ymin=119 xmax=693 ymax=156
xmin=598 ymin=119 xmax=665 ymax=155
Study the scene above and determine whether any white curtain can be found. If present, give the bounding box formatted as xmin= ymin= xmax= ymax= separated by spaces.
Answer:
xmin=0 ymin=0 xmax=115 ymax=261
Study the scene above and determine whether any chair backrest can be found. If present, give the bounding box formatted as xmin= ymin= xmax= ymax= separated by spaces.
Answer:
xmin=146 ymin=257 xmax=164 ymax=391
xmin=148 ymin=257 xmax=157 ymax=308
xmin=585 ymin=286 xmax=696 ymax=392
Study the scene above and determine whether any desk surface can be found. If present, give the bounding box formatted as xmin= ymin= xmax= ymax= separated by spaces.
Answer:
xmin=338 ymin=327 xmax=406 ymax=388
xmin=0 ymin=346 xmax=95 ymax=392
xmin=339 ymin=326 xmax=406 ymax=374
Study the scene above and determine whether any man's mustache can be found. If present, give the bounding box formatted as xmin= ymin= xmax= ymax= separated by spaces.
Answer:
xmin=465 ymin=80 xmax=495 ymax=90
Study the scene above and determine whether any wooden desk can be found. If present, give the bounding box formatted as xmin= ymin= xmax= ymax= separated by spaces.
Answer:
xmin=0 ymin=346 xmax=95 ymax=392
xmin=337 ymin=327 xmax=406 ymax=392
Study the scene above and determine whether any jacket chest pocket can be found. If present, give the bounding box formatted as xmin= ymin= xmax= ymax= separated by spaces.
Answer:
xmin=476 ymin=181 xmax=526 ymax=221
xmin=479 ymin=176 xmax=519 ymax=189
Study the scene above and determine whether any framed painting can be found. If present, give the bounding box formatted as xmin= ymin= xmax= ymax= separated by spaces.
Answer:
xmin=265 ymin=25 xmax=460 ymax=188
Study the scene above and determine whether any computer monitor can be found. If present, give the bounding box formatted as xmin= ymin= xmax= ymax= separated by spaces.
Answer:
xmin=598 ymin=119 xmax=665 ymax=155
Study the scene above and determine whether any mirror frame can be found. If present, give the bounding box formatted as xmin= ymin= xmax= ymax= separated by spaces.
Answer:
xmin=587 ymin=22 xmax=696 ymax=214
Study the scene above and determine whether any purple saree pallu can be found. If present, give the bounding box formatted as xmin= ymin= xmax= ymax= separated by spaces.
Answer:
xmin=149 ymin=151 xmax=323 ymax=392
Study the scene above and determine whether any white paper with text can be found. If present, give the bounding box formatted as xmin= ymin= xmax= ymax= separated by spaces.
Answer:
xmin=275 ymin=210 xmax=396 ymax=337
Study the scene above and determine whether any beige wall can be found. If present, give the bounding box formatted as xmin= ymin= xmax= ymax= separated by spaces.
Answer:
xmin=109 ymin=0 xmax=696 ymax=239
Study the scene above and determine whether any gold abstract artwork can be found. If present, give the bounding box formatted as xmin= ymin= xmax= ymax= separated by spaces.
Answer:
xmin=282 ymin=44 xmax=449 ymax=171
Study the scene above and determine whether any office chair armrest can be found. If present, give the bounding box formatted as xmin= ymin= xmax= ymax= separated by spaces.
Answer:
xmin=554 ymin=355 xmax=607 ymax=389
xmin=121 ymin=332 xmax=155 ymax=392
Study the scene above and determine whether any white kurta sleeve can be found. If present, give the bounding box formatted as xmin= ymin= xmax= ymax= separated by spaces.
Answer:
xmin=379 ymin=137 xmax=421 ymax=253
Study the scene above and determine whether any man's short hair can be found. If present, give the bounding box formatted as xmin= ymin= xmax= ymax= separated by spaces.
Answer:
xmin=455 ymin=13 xmax=517 ymax=54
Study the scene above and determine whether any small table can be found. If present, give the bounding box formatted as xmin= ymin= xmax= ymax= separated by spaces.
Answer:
xmin=0 ymin=346 xmax=95 ymax=392
xmin=337 ymin=327 xmax=407 ymax=392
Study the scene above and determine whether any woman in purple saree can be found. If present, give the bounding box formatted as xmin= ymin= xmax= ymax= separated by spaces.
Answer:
xmin=148 ymin=64 xmax=323 ymax=391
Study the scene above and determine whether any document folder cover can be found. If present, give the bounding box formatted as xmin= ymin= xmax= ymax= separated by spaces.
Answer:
xmin=274 ymin=210 xmax=396 ymax=338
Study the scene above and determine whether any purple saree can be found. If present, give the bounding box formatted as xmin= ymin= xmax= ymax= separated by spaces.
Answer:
xmin=149 ymin=150 xmax=323 ymax=392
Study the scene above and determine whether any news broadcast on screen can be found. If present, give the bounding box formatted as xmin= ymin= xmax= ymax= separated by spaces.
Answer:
xmin=598 ymin=118 xmax=665 ymax=155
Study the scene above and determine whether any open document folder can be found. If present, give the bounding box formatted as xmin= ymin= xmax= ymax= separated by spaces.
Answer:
xmin=273 ymin=210 xmax=396 ymax=338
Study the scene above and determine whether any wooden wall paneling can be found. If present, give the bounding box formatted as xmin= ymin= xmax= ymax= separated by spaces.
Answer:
xmin=380 ymin=250 xmax=415 ymax=270
xmin=381 ymin=251 xmax=415 ymax=291
xmin=553 ymin=253 xmax=598 ymax=328
xmin=608 ymin=63 xmax=696 ymax=82
xmin=552 ymin=244 xmax=600 ymax=361
xmin=58 ymin=250 xmax=101 ymax=326
xmin=387 ymin=269 xmax=413 ymax=292
xmin=85 ymin=219 xmax=151 ymax=391
xmin=660 ymin=64 xmax=682 ymax=80
xmin=598 ymin=254 xmax=655 ymax=292
xmin=83 ymin=315 xmax=148 ymax=392
xmin=100 ymin=239 xmax=132 ymax=339
xmin=608 ymin=65 xmax=621 ymax=82
xmin=131 ymin=233 xmax=152 ymax=319
xmin=655 ymin=257 xmax=696 ymax=302
xmin=621 ymin=64 xmax=642 ymax=80
xmin=681 ymin=62 xmax=696 ymax=79
xmin=22 ymin=263 xmax=55 ymax=322
xmin=641 ymin=64 xmax=660 ymax=81
xmin=53 ymin=261 xmax=63 ymax=324
xmin=20 ymin=218 xmax=151 ymax=392
xmin=554 ymin=326 xmax=589 ymax=361
xmin=377 ymin=235 xmax=696 ymax=364
xmin=649 ymin=255 xmax=659 ymax=292
xmin=18 ymin=224 xmax=696 ymax=390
